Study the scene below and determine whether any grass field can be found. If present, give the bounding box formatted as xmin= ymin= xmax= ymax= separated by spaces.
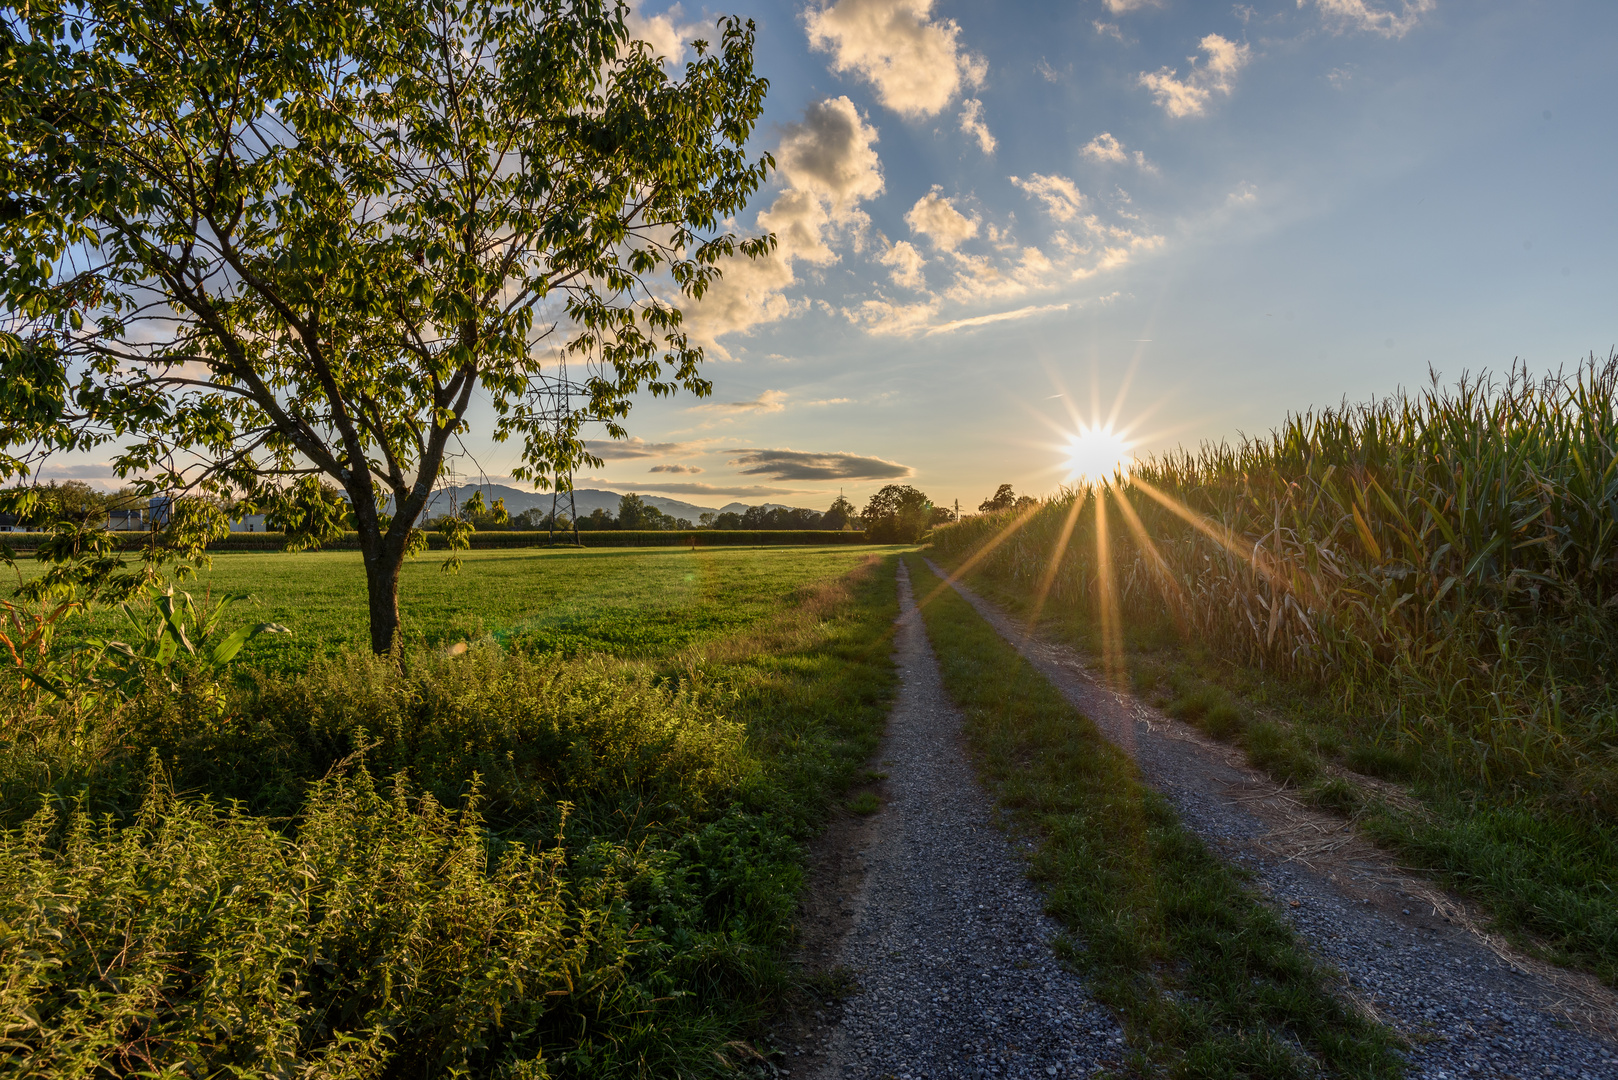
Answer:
xmin=21 ymin=544 xmax=901 ymax=671
xmin=0 ymin=546 xmax=905 ymax=1077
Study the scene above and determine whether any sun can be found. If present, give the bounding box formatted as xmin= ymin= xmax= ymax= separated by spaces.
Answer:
xmin=1063 ymin=425 xmax=1133 ymax=486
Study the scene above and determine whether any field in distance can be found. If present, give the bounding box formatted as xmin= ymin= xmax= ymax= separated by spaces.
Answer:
xmin=29 ymin=544 xmax=910 ymax=670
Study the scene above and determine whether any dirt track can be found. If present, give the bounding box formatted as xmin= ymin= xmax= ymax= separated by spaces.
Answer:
xmin=790 ymin=561 xmax=1616 ymax=1079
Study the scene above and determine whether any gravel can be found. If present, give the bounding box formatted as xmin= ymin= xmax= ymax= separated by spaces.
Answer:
xmin=931 ymin=559 xmax=1618 ymax=1080
xmin=806 ymin=561 xmax=1125 ymax=1080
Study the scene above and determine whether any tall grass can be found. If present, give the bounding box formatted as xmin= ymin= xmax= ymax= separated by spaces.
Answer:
xmin=931 ymin=355 xmax=1618 ymax=978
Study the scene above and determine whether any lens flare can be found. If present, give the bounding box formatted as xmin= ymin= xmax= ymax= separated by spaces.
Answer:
xmin=1063 ymin=425 xmax=1133 ymax=487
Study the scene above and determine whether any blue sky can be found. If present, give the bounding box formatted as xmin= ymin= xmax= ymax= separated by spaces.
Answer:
xmin=43 ymin=1 xmax=1618 ymax=515
xmin=553 ymin=0 xmax=1618 ymax=513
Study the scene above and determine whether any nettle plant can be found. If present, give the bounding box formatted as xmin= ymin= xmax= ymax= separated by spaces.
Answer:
xmin=0 ymin=0 xmax=774 ymax=652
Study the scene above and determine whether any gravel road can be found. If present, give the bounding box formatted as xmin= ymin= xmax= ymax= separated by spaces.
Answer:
xmin=804 ymin=561 xmax=1126 ymax=1079
xmin=929 ymin=560 xmax=1617 ymax=1080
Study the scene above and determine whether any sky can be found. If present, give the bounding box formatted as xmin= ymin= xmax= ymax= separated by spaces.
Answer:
xmin=43 ymin=0 xmax=1618 ymax=515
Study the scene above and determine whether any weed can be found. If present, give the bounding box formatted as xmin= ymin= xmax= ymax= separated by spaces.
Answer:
xmin=847 ymin=791 xmax=881 ymax=816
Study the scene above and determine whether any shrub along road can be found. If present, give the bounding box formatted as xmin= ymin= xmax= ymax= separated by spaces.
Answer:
xmin=922 ymin=557 xmax=1616 ymax=1078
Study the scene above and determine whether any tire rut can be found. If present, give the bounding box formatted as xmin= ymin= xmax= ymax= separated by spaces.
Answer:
xmin=927 ymin=559 xmax=1617 ymax=1080
xmin=804 ymin=561 xmax=1124 ymax=1079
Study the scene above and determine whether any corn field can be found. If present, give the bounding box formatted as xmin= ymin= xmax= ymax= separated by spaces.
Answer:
xmin=933 ymin=354 xmax=1618 ymax=808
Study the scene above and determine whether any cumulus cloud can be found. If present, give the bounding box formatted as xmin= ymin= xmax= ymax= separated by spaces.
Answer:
xmin=727 ymin=448 xmax=915 ymax=482
xmin=624 ymin=1 xmax=698 ymax=64
xmin=683 ymin=97 xmax=883 ymax=356
xmin=958 ymin=99 xmax=996 ymax=154
xmin=1103 ymin=0 xmax=1161 ymax=11
xmin=879 ymin=240 xmax=927 ymax=289
xmin=1010 ymin=174 xmax=1085 ymax=222
xmin=905 ymin=187 xmax=979 ymax=251
xmin=805 ymin=0 xmax=987 ymax=118
xmin=649 ymin=464 xmax=704 ymax=474
xmin=1082 ymin=133 xmax=1156 ymax=171
xmin=1309 ymin=0 xmax=1434 ymax=39
xmin=1139 ymin=34 xmax=1251 ymax=118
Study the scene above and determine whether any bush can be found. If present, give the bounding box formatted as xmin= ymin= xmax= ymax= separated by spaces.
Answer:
xmin=0 ymin=770 xmax=611 ymax=1078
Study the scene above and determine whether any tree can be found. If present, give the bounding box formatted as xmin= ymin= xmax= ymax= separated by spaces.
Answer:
xmin=979 ymin=484 xmax=1017 ymax=513
xmin=862 ymin=484 xmax=932 ymax=543
xmin=460 ymin=490 xmax=510 ymax=529
xmin=0 ymin=0 xmax=772 ymax=652
xmin=822 ymin=493 xmax=858 ymax=531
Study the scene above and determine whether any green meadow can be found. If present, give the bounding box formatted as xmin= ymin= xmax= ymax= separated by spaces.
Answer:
xmin=23 ymin=545 xmax=899 ymax=671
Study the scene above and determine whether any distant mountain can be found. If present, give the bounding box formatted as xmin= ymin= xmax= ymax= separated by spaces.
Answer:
xmin=400 ymin=484 xmax=715 ymax=522
xmin=395 ymin=484 xmax=825 ymax=523
xmin=718 ymin=501 xmax=799 ymax=516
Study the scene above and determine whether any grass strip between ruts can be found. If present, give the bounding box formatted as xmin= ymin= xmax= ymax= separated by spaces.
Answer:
xmin=903 ymin=554 xmax=1406 ymax=1080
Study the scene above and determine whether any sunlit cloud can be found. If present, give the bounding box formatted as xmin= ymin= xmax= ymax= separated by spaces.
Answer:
xmin=1310 ymin=0 xmax=1435 ymax=39
xmin=583 ymin=437 xmax=702 ymax=460
xmin=698 ymin=389 xmax=789 ymax=413
xmin=906 ymin=186 xmax=979 ymax=250
xmin=926 ymin=303 xmax=1069 ymax=336
xmin=805 ymin=0 xmax=987 ymax=118
xmin=649 ymin=463 xmax=704 ymax=474
xmin=1082 ymin=133 xmax=1157 ymax=172
xmin=683 ymin=96 xmax=882 ymax=357
xmin=879 ymin=240 xmax=928 ymax=289
xmin=726 ymin=448 xmax=915 ymax=481
xmin=598 ymin=480 xmax=806 ymax=497
xmin=958 ymin=98 xmax=997 ymax=154
xmin=1010 ymin=173 xmax=1085 ymax=222
xmin=624 ymin=0 xmax=698 ymax=64
xmin=1139 ymin=34 xmax=1251 ymax=118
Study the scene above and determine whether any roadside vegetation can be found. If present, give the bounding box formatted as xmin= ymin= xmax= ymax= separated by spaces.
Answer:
xmin=904 ymin=554 xmax=1405 ymax=1078
xmin=930 ymin=356 xmax=1618 ymax=985
xmin=0 ymin=547 xmax=899 ymax=1076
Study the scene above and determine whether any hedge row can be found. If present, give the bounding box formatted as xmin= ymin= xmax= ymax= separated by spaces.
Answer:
xmin=5 ymin=529 xmax=870 ymax=552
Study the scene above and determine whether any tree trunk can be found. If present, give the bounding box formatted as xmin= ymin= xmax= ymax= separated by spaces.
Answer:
xmin=361 ymin=528 xmax=406 ymax=655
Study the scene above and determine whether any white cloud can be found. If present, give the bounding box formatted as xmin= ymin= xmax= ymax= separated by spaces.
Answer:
xmin=1010 ymin=173 xmax=1085 ymax=222
xmin=683 ymin=97 xmax=883 ymax=357
xmin=926 ymin=303 xmax=1069 ymax=336
xmin=698 ymin=389 xmax=789 ymax=413
xmin=958 ymin=98 xmax=996 ymax=154
xmin=625 ymin=1 xmax=699 ymax=64
xmin=1308 ymin=0 xmax=1434 ymax=39
xmin=1093 ymin=21 xmax=1126 ymax=42
xmin=879 ymin=240 xmax=927 ymax=289
xmin=1081 ymin=133 xmax=1156 ymax=172
xmin=1103 ymin=0 xmax=1161 ymax=11
xmin=843 ymin=297 xmax=939 ymax=337
xmin=805 ymin=0 xmax=987 ymax=118
xmin=1139 ymin=34 xmax=1251 ymax=118
xmin=1228 ymin=181 xmax=1258 ymax=205
xmin=775 ymin=97 xmax=887 ymax=219
xmin=943 ymin=246 xmax=1059 ymax=304
xmin=905 ymin=187 xmax=979 ymax=251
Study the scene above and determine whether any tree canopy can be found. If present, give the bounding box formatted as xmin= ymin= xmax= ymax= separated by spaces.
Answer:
xmin=0 ymin=0 xmax=773 ymax=649
xmin=862 ymin=484 xmax=932 ymax=543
